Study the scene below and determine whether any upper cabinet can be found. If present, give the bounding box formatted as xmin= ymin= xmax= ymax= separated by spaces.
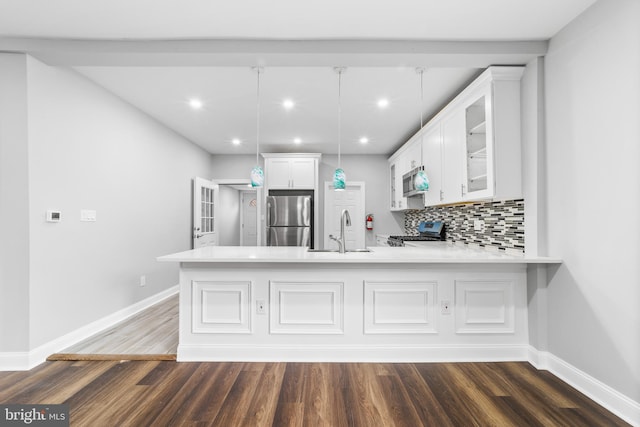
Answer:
xmin=391 ymin=66 xmax=524 ymax=209
xmin=263 ymin=154 xmax=320 ymax=189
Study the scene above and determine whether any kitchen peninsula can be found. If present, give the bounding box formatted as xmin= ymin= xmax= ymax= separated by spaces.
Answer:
xmin=158 ymin=244 xmax=560 ymax=363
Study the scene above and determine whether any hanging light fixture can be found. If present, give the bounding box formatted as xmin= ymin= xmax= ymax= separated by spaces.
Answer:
xmin=250 ymin=67 xmax=264 ymax=188
xmin=333 ymin=67 xmax=346 ymax=191
xmin=414 ymin=67 xmax=430 ymax=192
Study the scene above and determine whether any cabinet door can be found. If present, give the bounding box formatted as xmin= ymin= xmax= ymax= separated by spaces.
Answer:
xmin=440 ymin=109 xmax=464 ymax=204
xmin=389 ymin=163 xmax=397 ymax=209
xmin=422 ymin=124 xmax=443 ymax=206
xmin=290 ymin=158 xmax=315 ymax=189
xmin=267 ymin=158 xmax=293 ymax=189
xmin=462 ymin=87 xmax=495 ymax=200
xmin=405 ymin=140 xmax=422 ymax=172
xmin=389 ymin=160 xmax=407 ymax=210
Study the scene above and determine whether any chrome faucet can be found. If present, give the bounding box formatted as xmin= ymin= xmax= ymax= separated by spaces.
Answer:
xmin=329 ymin=209 xmax=351 ymax=253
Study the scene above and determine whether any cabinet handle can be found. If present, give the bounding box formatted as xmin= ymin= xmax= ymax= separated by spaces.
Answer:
xmin=461 ymin=184 xmax=466 ymax=196
xmin=439 ymin=190 xmax=444 ymax=201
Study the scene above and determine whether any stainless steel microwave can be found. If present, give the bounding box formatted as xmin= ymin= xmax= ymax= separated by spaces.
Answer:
xmin=403 ymin=166 xmax=425 ymax=197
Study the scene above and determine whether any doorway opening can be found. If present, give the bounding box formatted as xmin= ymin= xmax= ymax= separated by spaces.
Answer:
xmin=216 ymin=180 xmax=259 ymax=246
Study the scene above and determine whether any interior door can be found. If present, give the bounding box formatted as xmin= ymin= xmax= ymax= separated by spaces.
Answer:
xmin=323 ymin=182 xmax=365 ymax=250
xmin=241 ymin=191 xmax=258 ymax=246
xmin=193 ymin=177 xmax=219 ymax=248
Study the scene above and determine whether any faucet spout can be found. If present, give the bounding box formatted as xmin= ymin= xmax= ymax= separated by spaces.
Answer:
xmin=336 ymin=209 xmax=351 ymax=253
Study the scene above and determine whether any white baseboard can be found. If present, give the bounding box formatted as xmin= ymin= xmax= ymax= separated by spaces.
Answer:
xmin=0 ymin=285 xmax=178 ymax=371
xmin=528 ymin=346 xmax=640 ymax=427
xmin=177 ymin=343 xmax=530 ymax=363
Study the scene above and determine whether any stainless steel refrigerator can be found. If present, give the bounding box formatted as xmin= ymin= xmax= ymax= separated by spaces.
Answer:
xmin=266 ymin=195 xmax=312 ymax=247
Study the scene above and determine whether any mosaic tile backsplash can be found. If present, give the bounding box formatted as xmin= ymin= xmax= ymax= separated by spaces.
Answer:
xmin=405 ymin=199 xmax=525 ymax=253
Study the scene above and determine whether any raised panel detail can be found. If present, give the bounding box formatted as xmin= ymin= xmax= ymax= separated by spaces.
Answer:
xmin=455 ymin=280 xmax=514 ymax=334
xmin=364 ymin=281 xmax=438 ymax=334
xmin=192 ymin=281 xmax=251 ymax=334
xmin=270 ymin=282 xmax=343 ymax=334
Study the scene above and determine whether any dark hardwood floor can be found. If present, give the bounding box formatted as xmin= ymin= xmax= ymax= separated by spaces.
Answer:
xmin=0 ymin=360 xmax=630 ymax=426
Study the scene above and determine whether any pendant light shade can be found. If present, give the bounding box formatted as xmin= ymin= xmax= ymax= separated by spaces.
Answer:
xmin=333 ymin=168 xmax=346 ymax=190
xmin=415 ymin=68 xmax=430 ymax=192
xmin=414 ymin=170 xmax=430 ymax=191
xmin=334 ymin=67 xmax=346 ymax=191
xmin=250 ymin=67 xmax=264 ymax=188
xmin=250 ymin=165 xmax=264 ymax=188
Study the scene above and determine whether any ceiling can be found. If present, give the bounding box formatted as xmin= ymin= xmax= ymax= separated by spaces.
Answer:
xmin=0 ymin=0 xmax=597 ymax=156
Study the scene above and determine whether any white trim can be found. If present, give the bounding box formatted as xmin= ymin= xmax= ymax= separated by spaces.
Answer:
xmin=178 ymin=343 xmax=529 ymax=363
xmin=0 ymin=285 xmax=178 ymax=371
xmin=528 ymin=346 xmax=640 ymax=426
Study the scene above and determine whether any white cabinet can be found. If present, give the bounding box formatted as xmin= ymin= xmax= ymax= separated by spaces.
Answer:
xmin=389 ymin=160 xmax=406 ymax=210
xmin=459 ymin=68 xmax=523 ymax=201
xmin=440 ymin=109 xmax=465 ymax=204
xmin=264 ymin=156 xmax=316 ymax=189
xmin=421 ymin=123 xmax=443 ymax=206
xmin=404 ymin=141 xmax=422 ymax=172
xmin=389 ymin=140 xmax=427 ymax=211
xmin=392 ymin=66 xmax=524 ymax=209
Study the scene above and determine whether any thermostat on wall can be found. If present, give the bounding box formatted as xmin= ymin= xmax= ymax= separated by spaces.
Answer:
xmin=46 ymin=210 xmax=61 ymax=222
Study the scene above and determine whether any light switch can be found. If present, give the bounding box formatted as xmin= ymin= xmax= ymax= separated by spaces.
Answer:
xmin=80 ymin=209 xmax=97 ymax=222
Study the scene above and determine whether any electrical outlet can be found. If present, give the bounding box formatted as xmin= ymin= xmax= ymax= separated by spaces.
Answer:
xmin=256 ymin=300 xmax=266 ymax=315
xmin=473 ymin=219 xmax=484 ymax=232
xmin=441 ymin=300 xmax=451 ymax=315
xmin=139 ymin=275 xmax=146 ymax=287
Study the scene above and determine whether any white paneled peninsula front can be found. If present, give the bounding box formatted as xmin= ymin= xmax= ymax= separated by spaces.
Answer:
xmin=158 ymin=245 xmax=560 ymax=363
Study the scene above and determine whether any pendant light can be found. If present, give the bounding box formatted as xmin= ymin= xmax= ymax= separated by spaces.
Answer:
xmin=414 ymin=67 xmax=430 ymax=192
xmin=333 ymin=67 xmax=346 ymax=191
xmin=250 ymin=67 xmax=264 ymax=188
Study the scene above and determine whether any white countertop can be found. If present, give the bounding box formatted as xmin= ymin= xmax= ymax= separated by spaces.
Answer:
xmin=158 ymin=243 xmax=561 ymax=264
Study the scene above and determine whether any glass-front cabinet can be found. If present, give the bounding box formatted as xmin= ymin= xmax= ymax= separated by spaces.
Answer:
xmin=462 ymin=89 xmax=494 ymax=200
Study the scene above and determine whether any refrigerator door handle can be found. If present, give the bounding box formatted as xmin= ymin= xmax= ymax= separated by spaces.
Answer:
xmin=266 ymin=200 xmax=272 ymax=227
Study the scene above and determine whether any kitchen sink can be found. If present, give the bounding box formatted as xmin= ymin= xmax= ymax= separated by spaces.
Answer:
xmin=307 ymin=248 xmax=372 ymax=253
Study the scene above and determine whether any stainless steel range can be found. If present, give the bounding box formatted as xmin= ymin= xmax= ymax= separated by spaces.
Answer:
xmin=387 ymin=220 xmax=445 ymax=247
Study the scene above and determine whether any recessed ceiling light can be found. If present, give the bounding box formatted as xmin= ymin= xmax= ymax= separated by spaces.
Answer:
xmin=377 ymin=98 xmax=389 ymax=109
xmin=359 ymin=137 xmax=369 ymax=144
xmin=283 ymin=99 xmax=295 ymax=110
xmin=232 ymin=138 xmax=241 ymax=146
xmin=189 ymin=98 xmax=203 ymax=110
xmin=294 ymin=137 xmax=302 ymax=144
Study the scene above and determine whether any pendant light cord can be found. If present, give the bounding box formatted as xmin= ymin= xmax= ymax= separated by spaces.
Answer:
xmin=256 ymin=68 xmax=261 ymax=166
xmin=338 ymin=69 xmax=342 ymax=169
xmin=418 ymin=68 xmax=424 ymax=128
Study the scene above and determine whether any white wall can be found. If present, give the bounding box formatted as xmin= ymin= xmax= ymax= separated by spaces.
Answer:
xmin=320 ymin=155 xmax=403 ymax=247
xmin=0 ymin=54 xmax=31 ymax=352
xmin=544 ymin=0 xmax=640 ymax=404
xmin=1 ymin=54 xmax=213 ymax=350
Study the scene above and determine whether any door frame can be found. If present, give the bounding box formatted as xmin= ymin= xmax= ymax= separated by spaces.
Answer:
xmin=323 ymin=181 xmax=366 ymax=250
xmin=193 ymin=177 xmax=219 ymax=248
xmin=212 ymin=179 xmax=263 ymax=246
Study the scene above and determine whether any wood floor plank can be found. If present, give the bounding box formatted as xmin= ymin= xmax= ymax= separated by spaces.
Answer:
xmin=391 ymin=363 xmax=455 ymax=426
xmin=209 ymin=363 xmax=264 ymax=426
xmin=241 ymin=362 xmax=286 ymax=427
xmin=376 ymin=369 xmax=424 ymax=427
xmin=0 ymin=360 xmax=630 ymax=426
xmin=52 ymin=294 xmax=178 ymax=357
